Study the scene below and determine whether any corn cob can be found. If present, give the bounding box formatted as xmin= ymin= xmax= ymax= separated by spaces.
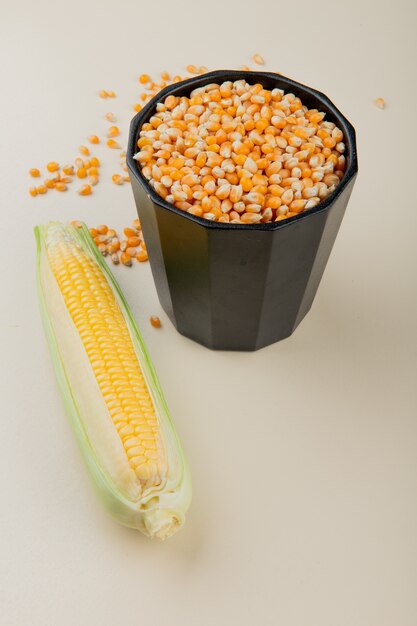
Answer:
xmin=35 ymin=222 xmax=191 ymax=539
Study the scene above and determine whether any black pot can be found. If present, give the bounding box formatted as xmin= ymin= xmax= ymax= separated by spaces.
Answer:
xmin=127 ymin=70 xmax=358 ymax=351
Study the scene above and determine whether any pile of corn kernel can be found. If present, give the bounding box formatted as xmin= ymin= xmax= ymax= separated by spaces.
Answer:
xmin=135 ymin=79 xmax=346 ymax=224
xmin=79 ymin=219 xmax=148 ymax=266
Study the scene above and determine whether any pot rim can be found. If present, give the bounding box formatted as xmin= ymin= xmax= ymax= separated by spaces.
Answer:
xmin=127 ymin=69 xmax=358 ymax=231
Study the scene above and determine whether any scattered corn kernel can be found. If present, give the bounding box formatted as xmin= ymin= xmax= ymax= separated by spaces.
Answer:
xmin=55 ymin=182 xmax=67 ymax=192
xmin=107 ymin=139 xmax=121 ymax=149
xmin=63 ymin=164 xmax=75 ymax=175
xmin=36 ymin=185 xmax=47 ymax=194
xmin=253 ymin=54 xmax=265 ymax=65
xmin=99 ymin=90 xmax=109 ymax=98
xmin=112 ymin=174 xmax=124 ymax=185
xmin=78 ymin=184 xmax=92 ymax=196
xmin=29 ymin=186 xmax=38 ymax=197
xmin=90 ymin=157 xmax=100 ymax=167
xmin=105 ymin=112 xmax=116 ymax=122
xmin=133 ymin=104 xmax=143 ymax=112
xmin=139 ymin=74 xmax=151 ymax=84
xmin=46 ymin=161 xmax=59 ymax=173
xmin=79 ymin=145 xmax=90 ymax=156
xmin=88 ymin=135 xmax=100 ymax=144
xmin=29 ymin=168 xmax=41 ymax=177
xmin=375 ymin=97 xmax=385 ymax=109
xmin=107 ymin=126 xmax=120 ymax=138
xmin=107 ymin=91 xmax=116 ymax=98
xmin=120 ymin=252 xmax=132 ymax=266
xmin=136 ymin=249 xmax=148 ymax=262
xmin=77 ymin=167 xmax=87 ymax=179
xmin=150 ymin=316 xmax=161 ymax=328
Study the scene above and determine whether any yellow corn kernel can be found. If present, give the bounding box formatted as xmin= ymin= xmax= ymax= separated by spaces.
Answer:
xmin=29 ymin=168 xmax=41 ymax=177
xmin=79 ymin=145 xmax=90 ymax=156
xmin=88 ymin=135 xmax=100 ymax=144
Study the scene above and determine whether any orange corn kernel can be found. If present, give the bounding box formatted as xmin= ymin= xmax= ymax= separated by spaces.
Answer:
xmin=133 ymin=104 xmax=142 ymax=112
xmin=126 ymin=236 xmax=141 ymax=247
xmin=107 ymin=126 xmax=120 ymax=138
xmin=107 ymin=139 xmax=121 ymax=149
xmin=112 ymin=174 xmax=124 ymax=185
xmin=79 ymin=145 xmax=90 ymax=156
xmin=120 ymin=252 xmax=132 ymax=266
xmin=139 ymin=74 xmax=151 ymax=84
xmin=78 ymin=184 xmax=92 ymax=195
xmin=46 ymin=161 xmax=59 ymax=173
xmin=77 ymin=167 xmax=87 ymax=179
xmin=88 ymin=135 xmax=100 ymax=144
xmin=123 ymin=227 xmax=137 ymax=238
xmin=136 ymin=249 xmax=149 ymax=262
xmin=29 ymin=186 xmax=38 ymax=197
xmin=29 ymin=168 xmax=41 ymax=177
xmin=90 ymin=157 xmax=100 ymax=167
xmin=37 ymin=184 xmax=47 ymax=194
xmin=55 ymin=182 xmax=67 ymax=192
xmin=150 ymin=315 xmax=161 ymax=328
xmin=62 ymin=164 xmax=75 ymax=175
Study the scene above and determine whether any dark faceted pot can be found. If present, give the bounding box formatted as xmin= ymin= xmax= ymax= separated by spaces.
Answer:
xmin=127 ymin=70 xmax=358 ymax=351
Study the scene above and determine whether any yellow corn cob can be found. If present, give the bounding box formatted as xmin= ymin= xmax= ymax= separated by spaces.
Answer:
xmin=48 ymin=234 xmax=167 ymax=489
xmin=35 ymin=222 xmax=191 ymax=539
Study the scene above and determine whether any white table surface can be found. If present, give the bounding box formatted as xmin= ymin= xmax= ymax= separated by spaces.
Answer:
xmin=1 ymin=1 xmax=417 ymax=624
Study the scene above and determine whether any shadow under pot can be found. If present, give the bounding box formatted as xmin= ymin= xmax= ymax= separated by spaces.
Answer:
xmin=127 ymin=70 xmax=358 ymax=351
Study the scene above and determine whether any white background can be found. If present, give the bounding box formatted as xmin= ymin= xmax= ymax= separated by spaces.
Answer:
xmin=1 ymin=1 xmax=417 ymax=625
